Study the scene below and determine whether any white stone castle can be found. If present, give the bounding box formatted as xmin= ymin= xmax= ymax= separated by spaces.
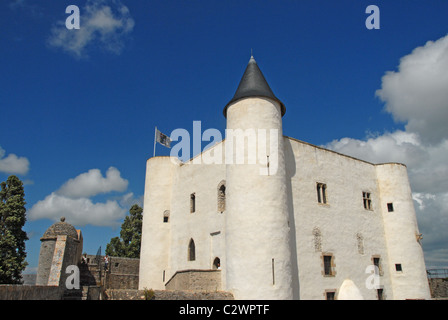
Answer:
xmin=138 ymin=56 xmax=431 ymax=300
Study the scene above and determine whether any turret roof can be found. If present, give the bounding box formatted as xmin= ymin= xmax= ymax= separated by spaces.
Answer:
xmin=223 ymin=56 xmax=286 ymax=117
xmin=41 ymin=217 xmax=78 ymax=240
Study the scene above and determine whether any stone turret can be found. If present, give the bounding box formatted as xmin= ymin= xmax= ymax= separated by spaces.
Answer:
xmin=224 ymin=56 xmax=293 ymax=299
xmin=36 ymin=217 xmax=83 ymax=287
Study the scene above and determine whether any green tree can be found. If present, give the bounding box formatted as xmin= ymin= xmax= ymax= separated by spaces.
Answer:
xmin=0 ymin=175 xmax=28 ymax=284
xmin=106 ymin=204 xmax=143 ymax=258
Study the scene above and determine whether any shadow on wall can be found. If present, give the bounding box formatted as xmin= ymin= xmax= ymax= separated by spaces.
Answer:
xmin=284 ymin=137 xmax=300 ymax=299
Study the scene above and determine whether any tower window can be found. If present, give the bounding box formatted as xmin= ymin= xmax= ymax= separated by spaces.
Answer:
xmin=377 ymin=288 xmax=384 ymax=300
xmin=190 ymin=193 xmax=196 ymax=213
xmin=317 ymin=183 xmax=327 ymax=204
xmin=323 ymin=254 xmax=335 ymax=276
xmin=213 ymin=257 xmax=221 ymax=270
xmin=363 ymin=192 xmax=372 ymax=210
xmin=395 ymin=264 xmax=402 ymax=272
xmin=387 ymin=203 xmax=394 ymax=212
xmin=325 ymin=291 xmax=336 ymax=300
xmin=372 ymin=256 xmax=383 ymax=276
xmin=188 ymin=239 xmax=196 ymax=261
xmin=163 ymin=210 xmax=170 ymax=223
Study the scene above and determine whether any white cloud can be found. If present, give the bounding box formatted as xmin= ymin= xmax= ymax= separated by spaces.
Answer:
xmin=118 ymin=192 xmax=143 ymax=208
xmin=28 ymin=192 xmax=126 ymax=227
xmin=57 ymin=166 xmax=128 ymax=198
xmin=0 ymin=146 xmax=30 ymax=175
xmin=324 ymin=34 xmax=448 ymax=267
xmin=376 ymin=34 xmax=448 ymax=145
xmin=28 ymin=166 xmax=130 ymax=227
xmin=47 ymin=0 xmax=135 ymax=58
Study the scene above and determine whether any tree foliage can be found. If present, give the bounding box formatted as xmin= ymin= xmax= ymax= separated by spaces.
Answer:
xmin=0 ymin=175 xmax=28 ymax=284
xmin=105 ymin=204 xmax=143 ymax=258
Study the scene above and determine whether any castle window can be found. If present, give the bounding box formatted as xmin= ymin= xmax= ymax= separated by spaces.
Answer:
xmin=377 ymin=288 xmax=384 ymax=300
xmin=372 ymin=255 xmax=383 ymax=276
xmin=387 ymin=203 xmax=394 ymax=212
xmin=317 ymin=183 xmax=327 ymax=204
xmin=163 ymin=210 xmax=170 ymax=223
xmin=395 ymin=264 xmax=402 ymax=272
xmin=213 ymin=257 xmax=221 ymax=270
xmin=325 ymin=290 xmax=336 ymax=300
xmin=188 ymin=239 xmax=196 ymax=261
xmin=322 ymin=254 xmax=335 ymax=276
xmin=217 ymin=181 xmax=226 ymax=213
xmin=363 ymin=192 xmax=372 ymax=210
xmin=190 ymin=193 xmax=196 ymax=213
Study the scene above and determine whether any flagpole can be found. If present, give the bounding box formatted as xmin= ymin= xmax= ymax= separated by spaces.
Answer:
xmin=153 ymin=126 xmax=157 ymax=157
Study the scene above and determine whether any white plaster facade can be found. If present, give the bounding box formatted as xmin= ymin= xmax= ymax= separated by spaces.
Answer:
xmin=138 ymin=57 xmax=431 ymax=300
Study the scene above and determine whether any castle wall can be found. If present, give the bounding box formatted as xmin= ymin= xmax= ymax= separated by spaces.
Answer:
xmin=376 ymin=163 xmax=431 ymax=299
xmin=139 ymin=157 xmax=175 ymax=290
xmin=168 ymin=142 xmax=226 ymax=288
xmin=139 ymin=135 xmax=430 ymax=299
xmin=285 ymin=137 xmax=393 ymax=300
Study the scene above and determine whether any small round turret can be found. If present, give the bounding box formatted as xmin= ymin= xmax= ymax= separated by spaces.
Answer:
xmin=41 ymin=217 xmax=78 ymax=240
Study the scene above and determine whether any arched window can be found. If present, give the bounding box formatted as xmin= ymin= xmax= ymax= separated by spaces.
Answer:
xmin=188 ymin=239 xmax=196 ymax=261
xmin=217 ymin=180 xmax=226 ymax=213
xmin=190 ymin=193 xmax=196 ymax=213
xmin=163 ymin=210 xmax=170 ymax=223
xmin=213 ymin=257 xmax=221 ymax=270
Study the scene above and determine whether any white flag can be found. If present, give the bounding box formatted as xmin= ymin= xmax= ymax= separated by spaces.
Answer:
xmin=156 ymin=129 xmax=171 ymax=148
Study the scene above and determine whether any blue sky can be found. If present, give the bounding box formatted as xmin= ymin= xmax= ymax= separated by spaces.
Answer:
xmin=1 ymin=0 xmax=448 ymax=272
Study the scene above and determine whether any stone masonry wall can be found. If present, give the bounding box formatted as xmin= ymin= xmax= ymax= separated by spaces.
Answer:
xmin=0 ymin=285 xmax=64 ymax=300
xmin=428 ymin=278 xmax=448 ymax=299
xmin=165 ymin=270 xmax=221 ymax=291
xmin=105 ymin=289 xmax=234 ymax=300
xmin=84 ymin=255 xmax=140 ymax=290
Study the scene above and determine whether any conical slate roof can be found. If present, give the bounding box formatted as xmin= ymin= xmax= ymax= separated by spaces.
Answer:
xmin=223 ymin=56 xmax=286 ymax=117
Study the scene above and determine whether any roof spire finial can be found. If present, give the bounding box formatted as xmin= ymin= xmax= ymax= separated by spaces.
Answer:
xmin=251 ymin=48 xmax=253 ymax=58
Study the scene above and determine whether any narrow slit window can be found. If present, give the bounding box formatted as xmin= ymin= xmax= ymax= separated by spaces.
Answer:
xmin=188 ymin=239 xmax=196 ymax=261
xmin=218 ymin=182 xmax=226 ymax=213
xmin=377 ymin=288 xmax=384 ymax=300
xmin=190 ymin=193 xmax=196 ymax=213
xmin=372 ymin=256 xmax=383 ymax=275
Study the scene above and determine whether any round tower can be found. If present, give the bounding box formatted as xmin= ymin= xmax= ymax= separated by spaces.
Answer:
xmin=139 ymin=157 xmax=174 ymax=290
xmin=376 ymin=163 xmax=431 ymax=299
xmin=224 ymin=56 xmax=293 ymax=299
